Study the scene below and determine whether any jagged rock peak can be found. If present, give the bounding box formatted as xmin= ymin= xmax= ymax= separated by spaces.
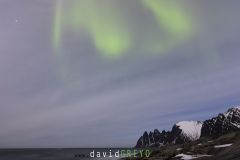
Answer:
xmin=135 ymin=121 xmax=203 ymax=148
xmin=201 ymin=107 xmax=240 ymax=138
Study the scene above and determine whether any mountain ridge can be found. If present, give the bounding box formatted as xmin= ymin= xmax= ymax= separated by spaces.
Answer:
xmin=135 ymin=106 xmax=240 ymax=148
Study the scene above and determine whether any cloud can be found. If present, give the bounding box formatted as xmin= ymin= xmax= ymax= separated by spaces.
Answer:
xmin=1 ymin=0 xmax=240 ymax=147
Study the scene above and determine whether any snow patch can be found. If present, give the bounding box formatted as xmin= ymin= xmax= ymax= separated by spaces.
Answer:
xmin=176 ymin=148 xmax=183 ymax=151
xmin=214 ymin=144 xmax=232 ymax=148
xmin=225 ymin=106 xmax=240 ymax=117
xmin=231 ymin=122 xmax=240 ymax=128
xmin=176 ymin=121 xmax=202 ymax=141
xmin=175 ymin=154 xmax=212 ymax=160
xmin=233 ymin=106 xmax=240 ymax=110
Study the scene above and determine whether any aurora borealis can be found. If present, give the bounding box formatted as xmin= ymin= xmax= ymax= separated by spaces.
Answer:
xmin=53 ymin=0 xmax=194 ymax=58
xmin=1 ymin=0 xmax=240 ymax=148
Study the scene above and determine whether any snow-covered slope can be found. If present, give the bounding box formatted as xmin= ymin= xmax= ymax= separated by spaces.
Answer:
xmin=176 ymin=121 xmax=203 ymax=141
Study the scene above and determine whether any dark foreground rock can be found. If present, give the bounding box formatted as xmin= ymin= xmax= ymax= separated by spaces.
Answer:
xmin=127 ymin=131 xmax=240 ymax=160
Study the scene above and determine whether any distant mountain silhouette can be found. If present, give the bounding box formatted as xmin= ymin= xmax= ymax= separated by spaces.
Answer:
xmin=136 ymin=106 xmax=240 ymax=148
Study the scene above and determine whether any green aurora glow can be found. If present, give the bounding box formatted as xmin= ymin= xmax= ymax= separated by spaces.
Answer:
xmin=52 ymin=0 xmax=195 ymax=58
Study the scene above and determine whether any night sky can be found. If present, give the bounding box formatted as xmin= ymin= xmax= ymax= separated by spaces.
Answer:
xmin=1 ymin=0 xmax=240 ymax=148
